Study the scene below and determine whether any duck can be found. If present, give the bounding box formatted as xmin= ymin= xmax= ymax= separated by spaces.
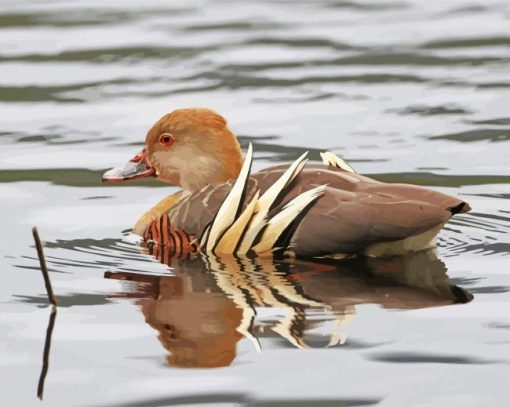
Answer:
xmin=103 ymin=107 xmax=471 ymax=258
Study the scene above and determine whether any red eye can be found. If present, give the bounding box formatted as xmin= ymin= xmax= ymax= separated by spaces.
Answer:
xmin=159 ymin=133 xmax=175 ymax=147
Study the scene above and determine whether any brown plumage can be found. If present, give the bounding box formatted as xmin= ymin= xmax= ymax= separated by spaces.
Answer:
xmin=103 ymin=108 xmax=471 ymax=258
xmin=165 ymin=164 xmax=470 ymax=257
xmin=142 ymin=213 xmax=199 ymax=258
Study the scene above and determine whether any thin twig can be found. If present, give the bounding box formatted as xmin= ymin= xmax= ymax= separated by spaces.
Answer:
xmin=32 ymin=227 xmax=57 ymax=307
xmin=37 ymin=307 xmax=57 ymax=400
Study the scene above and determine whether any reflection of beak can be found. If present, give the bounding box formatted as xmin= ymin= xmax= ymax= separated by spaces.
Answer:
xmin=102 ymin=149 xmax=156 ymax=182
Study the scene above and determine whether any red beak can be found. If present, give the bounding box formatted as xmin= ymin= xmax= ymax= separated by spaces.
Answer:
xmin=102 ymin=149 xmax=156 ymax=182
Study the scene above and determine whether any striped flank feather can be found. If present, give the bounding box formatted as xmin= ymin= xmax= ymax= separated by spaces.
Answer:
xmin=237 ymin=151 xmax=309 ymax=253
xmin=251 ymin=185 xmax=326 ymax=253
xmin=143 ymin=213 xmax=199 ymax=257
xmin=206 ymin=143 xmax=254 ymax=253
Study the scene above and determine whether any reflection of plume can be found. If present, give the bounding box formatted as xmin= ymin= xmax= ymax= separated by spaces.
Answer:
xmin=204 ymin=254 xmax=343 ymax=349
xmin=327 ymin=305 xmax=356 ymax=347
xmin=272 ymin=307 xmax=308 ymax=349
xmin=246 ymin=256 xmax=323 ymax=349
xmin=204 ymin=254 xmax=261 ymax=353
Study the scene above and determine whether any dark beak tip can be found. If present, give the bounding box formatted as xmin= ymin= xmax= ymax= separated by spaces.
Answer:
xmin=101 ymin=171 xmax=114 ymax=183
xmin=102 ymin=149 xmax=155 ymax=183
xmin=102 ymin=167 xmax=128 ymax=183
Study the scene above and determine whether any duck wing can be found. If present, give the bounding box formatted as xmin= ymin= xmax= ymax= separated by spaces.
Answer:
xmin=252 ymin=164 xmax=470 ymax=257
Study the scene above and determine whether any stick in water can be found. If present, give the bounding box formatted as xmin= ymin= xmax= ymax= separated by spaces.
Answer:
xmin=32 ymin=227 xmax=57 ymax=307
xmin=37 ymin=308 xmax=57 ymax=400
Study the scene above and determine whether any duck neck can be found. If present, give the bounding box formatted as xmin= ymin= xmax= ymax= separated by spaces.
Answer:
xmin=180 ymin=143 xmax=243 ymax=192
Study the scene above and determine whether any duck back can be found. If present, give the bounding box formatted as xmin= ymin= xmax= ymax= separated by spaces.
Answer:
xmin=167 ymin=164 xmax=470 ymax=257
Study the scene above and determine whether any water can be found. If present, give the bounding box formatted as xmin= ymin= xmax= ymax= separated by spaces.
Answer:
xmin=1 ymin=0 xmax=510 ymax=405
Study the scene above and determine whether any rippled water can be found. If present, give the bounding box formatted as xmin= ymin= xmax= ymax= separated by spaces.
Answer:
xmin=1 ymin=0 xmax=510 ymax=406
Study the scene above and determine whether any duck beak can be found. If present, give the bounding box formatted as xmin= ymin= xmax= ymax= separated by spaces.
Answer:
xmin=102 ymin=149 xmax=156 ymax=182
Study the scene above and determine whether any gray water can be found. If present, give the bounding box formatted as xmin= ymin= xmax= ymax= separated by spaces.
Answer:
xmin=1 ymin=0 xmax=510 ymax=406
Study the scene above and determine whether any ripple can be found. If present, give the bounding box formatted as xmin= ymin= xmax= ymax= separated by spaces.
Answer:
xmin=464 ymin=193 xmax=510 ymax=200
xmin=422 ymin=36 xmax=510 ymax=49
xmin=390 ymin=104 xmax=472 ymax=116
xmin=0 ymin=11 xmax=132 ymax=28
xmin=81 ymin=195 xmax=114 ymax=200
xmin=0 ymin=46 xmax=204 ymax=64
xmin=220 ymin=51 xmax=507 ymax=72
xmin=469 ymin=286 xmax=510 ymax=294
xmin=445 ymin=242 xmax=510 ymax=256
xmin=449 ymin=212 xmax=510 ymax=232
xmin=0 ymin=77 xmax=150 ymax=102
xmin=367 ymin=352 xmax=495 ymax=365
xmin=445 ymin=5 xmax=488 ymax=15
xmin=184 ymin=21 xmax=286 ymax=32
xmin=5 ymin=129 xmax=114 ymax=145
xmin=0 ymin=8 xmax=193 ymax=29
xmin=325 ymin=1 xmax=406 ymax=11
xmin=245 ymin=36 xmax=360 ymax=51
xmin=440 ymin=208 xmax=510 ymax=256
xmin=13 ymin=293 xmax=111 ymax=308
xmin=185 ymin=71 xmax=429 ymax=90
xmin=487 ymin=322 xmax=510 ymax=330
xmin=429 ymin=129 xmax=510 ymax=143
xmin=110 ymin=394 xmax=381 ymax=407
xmin=0 ymin=168 xmax=144 ymax=187
xmin=470 ymin=117 xmax=510 ymax=126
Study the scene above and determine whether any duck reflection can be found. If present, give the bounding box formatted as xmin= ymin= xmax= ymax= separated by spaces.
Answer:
xmin=105 ymin=248 xmax=472 ymax=368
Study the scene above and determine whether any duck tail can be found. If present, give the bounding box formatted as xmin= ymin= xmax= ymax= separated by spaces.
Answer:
xmin=449 ymin=201 xmax=471 ymax=215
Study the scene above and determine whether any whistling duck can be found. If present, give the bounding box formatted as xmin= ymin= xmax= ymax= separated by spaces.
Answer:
xmin=103 ymin=108 xmax=470 ymax=258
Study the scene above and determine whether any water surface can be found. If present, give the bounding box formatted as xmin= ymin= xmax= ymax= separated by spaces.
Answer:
xmin=1 ymin=0 xmax=510 ymax=406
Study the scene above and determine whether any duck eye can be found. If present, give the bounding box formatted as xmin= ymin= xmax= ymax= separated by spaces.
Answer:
xmin=159 ymin=133 xmax=175 ymax=147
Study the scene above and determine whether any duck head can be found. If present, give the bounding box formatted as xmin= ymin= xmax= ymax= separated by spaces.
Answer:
xmin=103 ymin=108 xmax=243 ymax=191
